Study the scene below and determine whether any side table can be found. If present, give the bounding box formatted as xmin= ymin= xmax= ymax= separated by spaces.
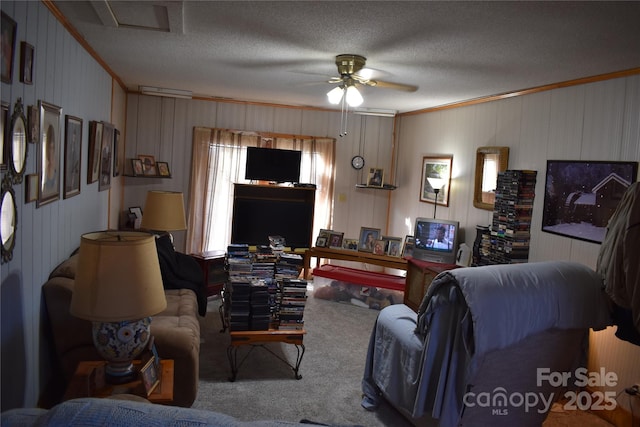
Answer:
xmin=191 ymin=250 xmax=227 ymax=297
xmin=404 ymin=257 xmax=460 ymax=312
xmin=227 ymin=329 xmax=306 ymax=382
xmin=63 ymin=359 xmax=174 ymax=404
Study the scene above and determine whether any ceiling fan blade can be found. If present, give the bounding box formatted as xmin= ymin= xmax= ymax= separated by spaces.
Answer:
xmin=366 ymin=79 xmax=418 ymax=92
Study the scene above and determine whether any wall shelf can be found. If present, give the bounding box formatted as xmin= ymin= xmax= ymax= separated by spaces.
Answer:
xmin=123 ymin=175 xmax=171 ymax=179
xmin=356 ymin=184 xmax=397 ymax=190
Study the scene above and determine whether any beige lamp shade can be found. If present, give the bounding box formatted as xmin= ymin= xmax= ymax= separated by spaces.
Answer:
xmin=140 ymin=191 xmax=187 ymax=231
xmin=71 ymin=231 xmax=167 ymax=322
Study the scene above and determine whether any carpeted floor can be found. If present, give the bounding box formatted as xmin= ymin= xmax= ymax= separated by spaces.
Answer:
xmin=193 ymin=284 xmax=412 ymax=426
xmin=192 ymin=283 xmax=613 ymax=427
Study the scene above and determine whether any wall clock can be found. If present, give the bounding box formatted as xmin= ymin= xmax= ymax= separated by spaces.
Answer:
xmin=351 ymin=155 xmax=365 ymax=170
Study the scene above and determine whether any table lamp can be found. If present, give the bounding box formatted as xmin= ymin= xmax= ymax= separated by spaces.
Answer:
xmin=426 ymin=176 xmax=447 ymax=219
xmin=140 ymin=191 xmax=187 ymax=243
xmin=71 ymin=231 xmax=167 ymax=384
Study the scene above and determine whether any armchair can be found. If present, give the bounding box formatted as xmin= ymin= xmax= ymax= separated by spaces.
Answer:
xmin=361 ymin=261 xmax=612 ymax=427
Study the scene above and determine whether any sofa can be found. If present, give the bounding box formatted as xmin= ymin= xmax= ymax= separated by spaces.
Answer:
xmin=361 ymin=261 xmax=612 ymax=427
xmin=42 ymin=250 xmax=201 ymax=408
xmin=0 ymin=397 xmax=337 ymax=426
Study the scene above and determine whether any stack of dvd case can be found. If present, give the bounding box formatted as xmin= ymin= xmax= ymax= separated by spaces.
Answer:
xmin=489 ymin=170 xmax=537 ymax=264
xmin=278 ymin=278 xmax=308 ymax=330
xmin=250 ymin=280 xmax=271 ymax=330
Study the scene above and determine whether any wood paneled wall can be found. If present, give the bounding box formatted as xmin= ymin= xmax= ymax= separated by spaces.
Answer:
xmin=1 ymin=1 xmax=118 ymax=410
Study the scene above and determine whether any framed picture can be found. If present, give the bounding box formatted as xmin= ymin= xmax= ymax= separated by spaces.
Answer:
xmin=373 ymin=239 xmax=386 ymax=255
xmin=1 ymin=12 xmax=17 ymax=84
xmin=401 ymin=235 xmax=415 ymax=258
xmin=342 ymin=238 xmax=358 ymax=251
xmin=87 ymin=121 xmax=102 ymax=184
xmin=25 ymin=174 xmax=38 ymax=203
xmin=140 ymin=355 xmax=160 ymax=396
xmin=367 ymin=167 xmax=384 ymax=187
xmin=1 ymin=101 xmax=7 ymax=171
xmin=28 ymin=105 xmax=39 ymax=144
xmin=139 ymin=154 xmax=157 ymax=176
xmin=129 ymin=206 xmax=142 ymax=229
xmin=420 ymin=155 xmax=453 ymax=206
xmin=358 ymin=227 xmax=381 ymax=253
xmin=315 ymin=236 xmax=327 ymax=247
xmin=63 ymin=115 xmax=82 ymax=199
xmin=19 ymin=41 xmax=34 ymax=84
xmin=37 ymin=100 xmax=62 ymax=207
xmin=113 ymin=129 xmax=121 ymax=177
xmin=328 ymin=231 xmax=344 ymax=248
xmin=157 ymin=161 xmax=171 ymax=177
xmin=99 ymin=122 xmax=114 ymax=191
xmin=385 ymin=236 xmax=403 ymax=257
xmin=541 ymin=160 xmax=638 ymax=244
xmin=131 ymin=158 xmax=144 ymax=176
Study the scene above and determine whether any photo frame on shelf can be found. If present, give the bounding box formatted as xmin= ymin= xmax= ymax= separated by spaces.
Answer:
xmin=358 ymin=227 xmax=381 ymax=253
xmin=37 ymin=100 xmax=62 ymax=208
xmin=25 ymin=174 xmax=38 ymax=203
xmin=385 ymin=236 xmax=403 ymax=257
xmin=27 ymin=105 xmax=39 ymax=144
xmin=87 ymin=121 xmax=102 ymax=184
xmin=366 ymin=167 xmax=384 ymax=187
xmin=156 ymin=161 xmax=171 ymax=177
xmin=328 ymin=231 xmax=344 ymax=248
xmin=131 ymin=158 xmax=144 ymax=176
xmin=373 ymin=239 xmax=386 ymax=255
xmin=98 ymin=122 xmax=114 ymax=191
xmin=139 ymin=154 xmax=157 ymax=176
xmin=342 ymin=238 xmax=358 ymax=251
xmin=401 ymin=235 xmax=415 ymax=258
xmin=315 ymin=236 xmax=327 ymax=248
xmin=63 ymin=115 xmax=82 ymax=199
xmin=541 ymin=160 xmax=638 ymax=244
xmin=1 ymin=12 xmax=17 ymax=84
xmin=19 ymin=41 xmax=34 ymax=85
xmin=420 ymin=155 xmax=453 ymax=206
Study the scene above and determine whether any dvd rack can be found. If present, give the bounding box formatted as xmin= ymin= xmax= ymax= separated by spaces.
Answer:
xmin=483 ymin=170 xmax=537 ymax=265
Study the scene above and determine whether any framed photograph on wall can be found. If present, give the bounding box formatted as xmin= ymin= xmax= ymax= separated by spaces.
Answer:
xmin=420 ymin=155 xmax=453 ymax=206
xmin=1 ymin=12 xmax=17 ymax=84
xmin=358 ymin=227 xmax=381 ymax=253
xmin=28 ymin=105 xmax=39 ymax=144
xmin=37 ymin=101 xmax=62 ymax=207
xmin=98 ymin=122 xmax=114 ymax=191
xmin=19 ymin=41 xmax=34 ymax=84
xmin=541 ymin=160 xmax=638 ymax=244
xmin=63 ymin=115 xmax=82 ymax=199
xmin=87 ymin=121 xmax=103 ymax=184
xmin=113 ymin=128 xmax=121 ymax=177
xmin=1 ymin=101 xmax=7 ymax=171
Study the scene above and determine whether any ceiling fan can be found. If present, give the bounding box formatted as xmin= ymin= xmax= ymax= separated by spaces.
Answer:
xmin=326 ymin=54 xmax=418 ymax=107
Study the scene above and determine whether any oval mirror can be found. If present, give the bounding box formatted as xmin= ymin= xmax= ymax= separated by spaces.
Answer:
xmin=1 ymin=176 xmax=17 ymax=263
xmin=473 ymin=146 xmax=509 ymax=211
xmin=9 ymin=98 xmax=28 ymax=183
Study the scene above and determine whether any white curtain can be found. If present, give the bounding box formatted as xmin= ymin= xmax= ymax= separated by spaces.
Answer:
xmin=186 ymin=127 xmax=335 ymax=254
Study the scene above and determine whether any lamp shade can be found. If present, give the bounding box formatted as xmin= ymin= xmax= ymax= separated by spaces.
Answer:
xmin=327 ymin=86 xmax=344 ymax=105
xmin=140 ymin=191 xmax=187 ymax=231
xmin=345 ymin=85 xmax=363 ymax=107
xmin=71 ymin=231 xmax=167 ymax=322
xmin=427 ymin=176 xmax=447 ymax=191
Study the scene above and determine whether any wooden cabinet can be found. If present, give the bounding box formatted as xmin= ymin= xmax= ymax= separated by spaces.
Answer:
xmin=191 ymin=250 xmax=227 ymax=297
xmin=404 ymin=257 xmax=459 ymax=312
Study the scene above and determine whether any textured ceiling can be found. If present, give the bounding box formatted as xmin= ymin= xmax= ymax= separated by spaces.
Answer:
xmin=53 ymin=1 xmax=640 ymax=114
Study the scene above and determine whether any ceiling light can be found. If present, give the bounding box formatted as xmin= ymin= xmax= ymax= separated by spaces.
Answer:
xmin=345 ymin=85 xmax=363 ymax=107
xmin=139 ymin=86 xmax=192 ymax=99
xmin=327 ymin=86 xmax=344 ymax=105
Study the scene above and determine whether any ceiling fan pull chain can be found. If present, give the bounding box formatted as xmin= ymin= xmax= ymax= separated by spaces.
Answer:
xmin=340 ymin=95 xmax=348 ymax=137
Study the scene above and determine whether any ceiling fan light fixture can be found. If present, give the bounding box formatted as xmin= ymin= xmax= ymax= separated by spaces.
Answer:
xmin=327 ymin=86 xmax=344 ymax=105
xmin=345 ymin=85 xmax=363 ymax=107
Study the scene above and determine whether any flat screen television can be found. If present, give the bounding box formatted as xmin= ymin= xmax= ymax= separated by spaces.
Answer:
xmin=245 ymin=147 xmax=302 ymax=183
xmin=412 ymin=217 xmax=460 ymax=265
